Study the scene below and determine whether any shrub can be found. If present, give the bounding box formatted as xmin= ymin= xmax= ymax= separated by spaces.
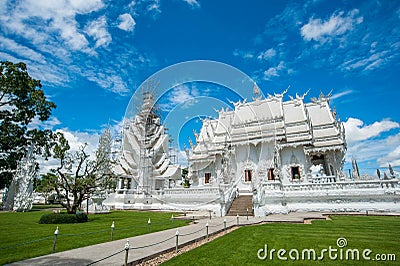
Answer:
xmin=39 ymin=212 xmax=88 ymax=224
xmin=76 ymin=212 xmax=88 ymax=223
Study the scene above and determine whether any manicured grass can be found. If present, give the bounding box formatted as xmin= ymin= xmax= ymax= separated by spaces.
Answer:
xmin=164 ymin=216 xmax=400 ymax=266
xmin=0 ymin=210 xmax=188 ymax=265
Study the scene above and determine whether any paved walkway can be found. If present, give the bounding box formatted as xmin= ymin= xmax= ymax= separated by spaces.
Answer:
xmin=9 ymin=212 xmax=326 ymax=266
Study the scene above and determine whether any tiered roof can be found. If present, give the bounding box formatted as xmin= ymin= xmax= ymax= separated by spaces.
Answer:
xmin=190 ymin=92 xmax=345 ymax=161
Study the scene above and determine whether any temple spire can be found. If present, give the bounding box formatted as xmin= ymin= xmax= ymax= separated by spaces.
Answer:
xmin=253 ymin=82 xmax=261 ymax=99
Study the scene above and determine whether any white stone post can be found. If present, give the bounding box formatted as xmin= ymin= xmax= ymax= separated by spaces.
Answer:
xmin=52 ymin=226 xmax=59 ymax=253
xmin=175 ymin=229 xmax=179 ymax=254
xmin=110 ymin=221 xmax=115 ymax=241
xmin=124 ymin=239 xmax=130 ymax=266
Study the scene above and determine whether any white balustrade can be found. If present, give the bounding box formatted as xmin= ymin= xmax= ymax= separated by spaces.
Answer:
xmin=261 ymin=179 xmax=398 ymax=192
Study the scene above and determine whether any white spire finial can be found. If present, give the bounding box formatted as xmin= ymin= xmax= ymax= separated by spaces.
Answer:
xmin=253 ymin=82 xmax=260 ymax=96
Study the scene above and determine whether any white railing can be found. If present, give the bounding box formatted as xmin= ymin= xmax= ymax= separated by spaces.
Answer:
xmin=261 ymin=179 xmax=399 ymax=192
xmin=164 ymin=187 xmax=220 ymax=195
xmin=310 ymin=175 xmax=337 ymax=183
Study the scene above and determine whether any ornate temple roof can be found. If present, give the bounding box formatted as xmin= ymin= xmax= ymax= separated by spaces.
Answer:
xmin=190 ymin=92 xmax=345 ymax=159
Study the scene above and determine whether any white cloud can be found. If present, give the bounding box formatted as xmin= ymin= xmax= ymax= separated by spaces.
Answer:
xmin=84 ymin=72 xmax=130 ymax=95
xmin=38 ymin=128 xmax=101 ymax=174
xmin=118 ymin=13 xmax=136 ymax=32
xmin=85 ymin=16 xmax=112 ymax=48
xmin=343 ymin=117 xmax=400 ymax=144
xmin=301 ymin=9 xmax=363 ymax=43
xmin=338 ymin=117 xmax=400 ymax=174
xmin=159 ymin=84 xmax=201 ymax=111
xmin=377 ymin=133 xmax=400 ymax=167
xmin=147 ymin=0 xmax=161 ymax=15
xmin=0 ymin=0 xmax=105 ymax=53
xmin=233 ymin=49 xmax=254 ymax=59
xmin=168 ymin=84 xmax=196 ymax=105
xmin=28 ymin=116 xmax=62 ymax=130
xmin=257 ymin=48 xmax=276 ymax=61
xmin=345 ymin=137 xmax=388 ymax=164
xmin=183 ymin=0 xmax=200 ymax=8
xmin=57 ymin=129 xmax=100 ymax=154
xmin=379 ymin=146 xmax=400 ymax=167
xmin=0 ymin=36 xmax=46 ymax=63
xmin=263 ymin=61 xmax=286 ymax=80
xmin=340 ymin=50 xmax=390 ymax=72
xmin=331 ymin=90 xmax=353 ymax=100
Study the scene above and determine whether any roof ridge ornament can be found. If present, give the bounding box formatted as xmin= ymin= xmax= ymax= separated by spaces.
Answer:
xmin=274 ymin=85 xmax=289 ymax=98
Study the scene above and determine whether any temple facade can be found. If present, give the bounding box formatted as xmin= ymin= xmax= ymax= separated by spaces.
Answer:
xmin=104 ymin=89 xmax=400 ymax=216
xmin=189 ymin=91 xmax=346 ymax=188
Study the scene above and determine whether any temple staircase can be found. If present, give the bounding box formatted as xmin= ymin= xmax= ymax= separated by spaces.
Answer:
xmin=226 ymin=195 xmax=254 ymax=216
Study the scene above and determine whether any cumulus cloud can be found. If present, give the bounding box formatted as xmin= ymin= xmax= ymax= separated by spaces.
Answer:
xmin=301 ymin=9 xmax=363 ymax=43
xmin=263 ymin=61 xmax=286 ymax=80
xmin=158 ymin=84 xmax=201 ymax=111
xmin=118 ymin=13 xmax=136 ymax=32
xmin=28 ymin=116 xmax=62 ymax=130
xmin=85 ymin=16 xmax=112 ymax=48
xmin=343 ymin=118 xmax=400 ymax=171
xmin=257 ymin=48 xmax=277 ymax=61
xmin=37 ymin=128 xmax=101 ymax=174
xmin=377 ymin=133 xmax=400 ymax=166
xmin=343 ymin=118 xmax=399 ymax=144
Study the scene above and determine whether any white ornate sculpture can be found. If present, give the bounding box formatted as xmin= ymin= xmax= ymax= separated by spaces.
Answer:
xmin=4 ymin=145 xmax=37 ymax=211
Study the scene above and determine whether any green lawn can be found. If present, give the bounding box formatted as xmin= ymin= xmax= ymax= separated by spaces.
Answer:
xmin=0 ymin=210 xmax=188 ymax=265
xmin=164 ymin=215 xmax=400 ymax=266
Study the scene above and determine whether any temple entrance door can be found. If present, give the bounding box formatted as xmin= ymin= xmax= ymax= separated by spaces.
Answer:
xmin=240 ymin=169 xmax=253 ymax=194
xmin=245 ymin=170 xmax=252 ymax=182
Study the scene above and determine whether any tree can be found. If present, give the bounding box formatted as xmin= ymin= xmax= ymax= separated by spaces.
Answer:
xmin=181 ymin=168 xmax=190 ymax=188
xmin=0 ymin=61 xmax=56 ymax=188
xmin=45 ymin=129 xmax=115 ymax=214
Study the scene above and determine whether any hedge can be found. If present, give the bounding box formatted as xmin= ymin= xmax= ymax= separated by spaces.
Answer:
xmin=39 ymin=212 xmax=88 ymax=224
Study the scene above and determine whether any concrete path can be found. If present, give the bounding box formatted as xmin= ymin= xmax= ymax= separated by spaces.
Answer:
xmin=8 ymin=212 xmax=326 ymax=266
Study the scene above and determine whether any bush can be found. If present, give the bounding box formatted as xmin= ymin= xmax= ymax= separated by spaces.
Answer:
xmin=39 ymin=212 xmax=88 ymax=224
xmin=76 ymin=212 xmax=88 ymax=223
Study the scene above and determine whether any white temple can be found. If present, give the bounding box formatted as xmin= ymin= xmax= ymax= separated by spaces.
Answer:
xmin=104 ymin=87 xmax=400 ymax=216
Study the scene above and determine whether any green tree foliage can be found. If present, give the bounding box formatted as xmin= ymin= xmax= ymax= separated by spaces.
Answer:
xmin=45 ymin=129 xmax=115 ymax=214
xmin=0 ymin=61 xmax=56 ymax=188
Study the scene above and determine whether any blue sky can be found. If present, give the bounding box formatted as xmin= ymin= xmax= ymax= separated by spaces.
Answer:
xmin=0 ymin=0 xmax=399 ymax=175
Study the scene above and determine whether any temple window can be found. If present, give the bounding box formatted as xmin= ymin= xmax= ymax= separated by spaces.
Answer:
xmin=245 ymin=169 xmax=252 ymax=182
xmin=205 ymin=172 xmax=211 ymax=184
xmin=155 ymin=179 xmax=163 ymax=190
xmin=291 ymin=166 xmax=300 ymax=180
xmin=268 ymin=168 xmax=275 ymax=180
